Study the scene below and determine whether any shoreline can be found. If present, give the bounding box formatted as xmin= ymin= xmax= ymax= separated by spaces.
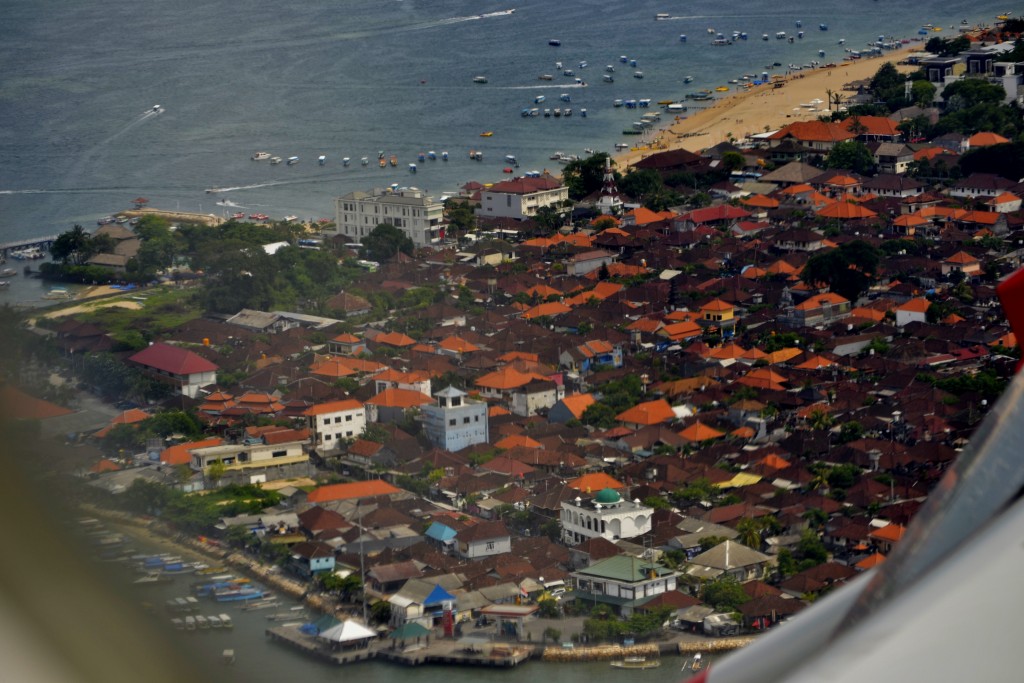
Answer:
xmin=614 ymin=41 xmax=926 ymax=170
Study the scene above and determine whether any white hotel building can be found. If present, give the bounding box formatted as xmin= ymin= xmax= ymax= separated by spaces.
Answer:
xmin=332 ymin=187 xmax=446 ymax=248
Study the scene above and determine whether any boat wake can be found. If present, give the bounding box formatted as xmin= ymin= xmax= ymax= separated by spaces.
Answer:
xmin=507 ymin=82 xmax=589 ymax=90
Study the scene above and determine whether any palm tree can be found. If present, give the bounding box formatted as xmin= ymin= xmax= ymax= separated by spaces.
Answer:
xmin=736 ymin=517 xmax=763 ymax=549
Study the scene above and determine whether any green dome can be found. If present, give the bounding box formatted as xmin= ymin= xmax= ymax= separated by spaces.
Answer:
xmin=594 ymin=488 xmax=621 ymax=504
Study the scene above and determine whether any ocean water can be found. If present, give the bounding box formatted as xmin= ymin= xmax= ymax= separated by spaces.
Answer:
xmin=0 ymin=0 xmax=1013 ymax=243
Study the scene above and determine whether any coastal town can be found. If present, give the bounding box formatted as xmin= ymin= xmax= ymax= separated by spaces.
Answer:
xmin=2 ymin=17 xmax=1024 ymax=679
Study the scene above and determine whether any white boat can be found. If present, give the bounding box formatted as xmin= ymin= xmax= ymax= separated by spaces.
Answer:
xmin=473 ymin=75 xmax=488 ymax=83
xmin=360 ymin=157 xmax=369 ymax=165
xmin=539 ymin=74 xmax=553 ymax=80
xmin=286 ymin=156 xmax=299 ymax=165
xmin=0 ymin=268 xmax=16 ymax=277
xmin=171 ymin=618 xmax=185 ymax=630
xmin=222 ymin=649 xmax=235 ymax=665
xmin=251 ymin=151 xmax=271 ymax=161
xmin=270 ymin=156 xmax=283 ymax=164
xmin=342 ymin=157 xmax=351 ymax=166
xmin=633 ymin=71 xmax=644 ymax=78
xmin=208 ymin=615 xmax=222 ymax=628
xmin=318 ymin=154 xmax=326 ymax=165
xmin=611 ymin=657 xmax=661 ymax=669
xmin=184 ymin=616 xmax=196 ymax=631
xmin=218 ymin=613 xmax=234 ymax=629
xmin=656 ymin=13 xmax=670 ymax=20
xmin=684 ymin=75 xmax=694 ymax=83
xmin=195 ymin=615 xmax=210 ymax=630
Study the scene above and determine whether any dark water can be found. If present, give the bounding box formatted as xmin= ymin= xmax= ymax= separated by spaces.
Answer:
xmin=1 ymin=0 xmax=1010 ymax=240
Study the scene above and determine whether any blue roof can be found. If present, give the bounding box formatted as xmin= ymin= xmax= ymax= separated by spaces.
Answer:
xmin=425 ymin=521 xmax=457 ymax=542
xmin=424 ymin=583 xmax=456 ymax=606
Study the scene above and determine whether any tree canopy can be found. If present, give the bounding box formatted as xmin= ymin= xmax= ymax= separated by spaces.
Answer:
xmin=826 ymin=140 xmax=876 ymax=175
xmin=360 ymin=223 xmax=414 ymax=262
xmin=801 ymin=240 xmax=881 ymax=302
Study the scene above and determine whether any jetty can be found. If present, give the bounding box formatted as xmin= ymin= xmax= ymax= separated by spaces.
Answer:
xmin=0 ymin=235 xmax=57 ymax=258
xmin=266 ymin=624 xmax=534 ymax=668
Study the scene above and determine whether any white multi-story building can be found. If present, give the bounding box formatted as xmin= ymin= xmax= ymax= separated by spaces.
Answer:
xmin=421 ymin=386 xmax=489 ymax=452
xmin=477 ymin=175 xmax=568 ymax=221
xmin=303 ymin=399 xmax=367 ymax=452
xmin=332 ymin=187 xmax=446 ymax=247
xmin=560 ymin=489 xmax=653 ymax=545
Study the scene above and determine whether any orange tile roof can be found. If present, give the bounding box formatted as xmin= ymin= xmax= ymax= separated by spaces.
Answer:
xmin=475 ymin=366 xmax=546 ymax=390
xmin=741 ymin=194 xmax=780 ymax=208
xmin=438 ymin=336 xmax=480 ymax=353
xmin=795 ymin=292 xmax=850 ymax=310
xmin=494 ymin=434 xmax=543 ymax=449
xmin=701 ymin=298 xmax=734 ymax=312
xmin=559 ymin=393 xmax=596 ymax=419
xmin=309 ymin=357 xmax=357 ymax=378
xmin=306 ymin=479 xmax=402 ymax=503
xmin=303 ymin=399 xmax=364 ymax=416
xmin=366 ymin=388 xmax=433 ymax=408
xmin=331 ymin=333 xmax=362 ymax=344
xmin=497 ymin=351 xmax=540 ymax=363
xmin=567 ymin=472 xmax=625 ymax=493
xmin=679 ymin=421 xmax=725 ymax=441
xmin=869 ymin=523 xmax=906 ymax=543
xmin=375 ymin=331 xmax=417 ymax=347
xmin=615 ymin=398 xmax=675 ymax=426
xmin=160 ymin=437 xmax=224 ymax=466
xmin=521 ymin=301 xmax=572 ymax=320
xmin=897 ymin=297 xmax=931 ymax=314
xmin=855 ymin=552 xmax=887 ymax=569
xmin=967 ymin=131 xmax=1010 ymax=147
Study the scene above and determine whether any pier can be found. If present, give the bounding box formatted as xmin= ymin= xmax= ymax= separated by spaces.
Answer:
xmin=266 ymin=624 xmax=535 ymax=668
xmin=0 ymin=235 xmax=57 ymax=257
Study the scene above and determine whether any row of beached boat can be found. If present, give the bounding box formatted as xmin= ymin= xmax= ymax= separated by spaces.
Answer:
xmin=171 ymin=613 xmax=234 ymax=631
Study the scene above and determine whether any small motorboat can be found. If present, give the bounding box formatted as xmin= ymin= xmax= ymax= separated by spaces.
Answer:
xmin=611 ymin=657 xmax=660 ymax=669
xmin=480 ymin=131 xmax=494 ymax=137
xmin=473 ymin=75 xmax=488 ymax=83
xmin=286 ymin=156 xmax=299 ymax=165
xmin=251 ymin=151 xmax=271 ymax=161
xmin=318 ymin=155 xmax=326 ymax=165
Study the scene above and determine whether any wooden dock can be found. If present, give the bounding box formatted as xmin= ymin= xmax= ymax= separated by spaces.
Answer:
xmin=266 ymin=625 xmax=534 ymax=668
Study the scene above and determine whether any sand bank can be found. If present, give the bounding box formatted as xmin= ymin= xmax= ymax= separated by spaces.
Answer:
xmin=615 ymin=42 xmax=925 ymax=169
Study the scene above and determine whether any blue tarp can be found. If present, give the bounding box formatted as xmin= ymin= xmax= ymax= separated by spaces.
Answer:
xmin=423 ymin=583 xmax=456 ymax=607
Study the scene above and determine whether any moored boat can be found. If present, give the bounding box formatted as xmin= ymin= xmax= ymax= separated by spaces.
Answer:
xmin=318 ymin=154 xmax=326 ymax=165
xmin=251 ymin=151 xmax=271 ymax=161
xmin=286 ymin=156 xmax=299 ymax=165
xmin=611 ymin=657 xmax=660 ymax=669
xmin=473 ymin=75 xmax=488 ymax=83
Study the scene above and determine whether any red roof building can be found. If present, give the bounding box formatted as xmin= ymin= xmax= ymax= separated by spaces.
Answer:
xmin=128 ymin=342 xmax=218 ymax=398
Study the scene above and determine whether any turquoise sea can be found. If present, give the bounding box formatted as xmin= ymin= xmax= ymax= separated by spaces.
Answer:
xmin=1 ymin=0 xmax=1017 ymax=245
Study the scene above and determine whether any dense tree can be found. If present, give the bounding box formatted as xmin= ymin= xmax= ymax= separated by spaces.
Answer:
xmin=801 ymin=240 xmax=881 ymax=302
xmin=958 ymin=141 xmax=1024 ymax=182
xmin=702 ymin=576 xmax=749 ymax=611
xmin=924 ymin=35 xmax=971 ymax=57
xmin=444 ymin=198 xmax=477 ymax=239
xmin=360 ymin=223 xmax=414 ymax=262
xmin=50 ymin=225 xmax=105 ymax=266
xmin=618 ymin=168 xmax=664 ymax=204
xmin=942 ymin=79 xmax=1006 ymax=111
xmin=826 ymin=140 xmax=876 ymax=175
xmin=561 ymin=153 xmax=611 ymax=200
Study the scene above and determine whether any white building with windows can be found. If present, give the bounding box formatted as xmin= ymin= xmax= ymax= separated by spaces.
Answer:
xmin=303 ymin=399 xmax=367 ymax=452
xmin=421 ymin=386 xmax=489 ymax=452
xmin=560 ymin=488 xmax=653 ymax=545
xmin=332 ymin=187 xmax=446 ymax=247
xmin=476 ymin=175 xmax=568 ymax=221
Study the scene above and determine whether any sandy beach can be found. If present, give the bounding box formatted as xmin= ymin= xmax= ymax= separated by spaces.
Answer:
xmin=614 ymin=42 xmax=926 ymax=170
